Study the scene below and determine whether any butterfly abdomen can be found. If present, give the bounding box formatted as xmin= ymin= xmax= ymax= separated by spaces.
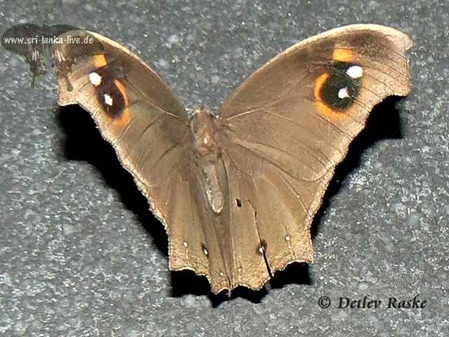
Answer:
xmin=190 ymin=106 xmax=227 ymax=214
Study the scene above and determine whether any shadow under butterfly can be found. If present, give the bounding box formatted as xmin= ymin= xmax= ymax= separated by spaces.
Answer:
xmin=3 ymin=23 xmax=412 ymax=297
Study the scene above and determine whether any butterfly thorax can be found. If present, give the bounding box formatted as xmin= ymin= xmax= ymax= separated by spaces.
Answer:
xmin=190 ymin=106 xmax=221 ymax=160
xmin=190 ymin=106 xmax=226 ymax=214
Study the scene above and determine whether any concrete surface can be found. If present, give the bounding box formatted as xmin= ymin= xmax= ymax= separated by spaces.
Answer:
xmin=0 ymin=0 xmax=448 ymax=336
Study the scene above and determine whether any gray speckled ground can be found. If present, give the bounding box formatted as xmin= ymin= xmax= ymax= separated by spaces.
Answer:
xmin=1 ymin=0 xmax=448 ymax=336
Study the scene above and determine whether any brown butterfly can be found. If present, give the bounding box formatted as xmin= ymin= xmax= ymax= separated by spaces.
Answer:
xmin=1 ymin=23 xmax=79 ymax=85
xmin=26 ymin=24 xmax=414 ymax=293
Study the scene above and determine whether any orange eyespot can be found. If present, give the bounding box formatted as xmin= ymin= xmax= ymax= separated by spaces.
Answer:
xmin=313 ymin=60 xmax=363 ymax=122
xmin=314 ymin=72 xmax=349 ymax=121
xmin=89 ymin=53 xmax=132 ymax=127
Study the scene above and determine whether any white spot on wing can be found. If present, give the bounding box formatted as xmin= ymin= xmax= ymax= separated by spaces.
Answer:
xmin=346 ymin=65 xmax=363 ymax=79
xmin=338 ymin=87 xmax=349 ymax=99
xmin=182 ymin=241 xmax=188 ymax=248
xmin=103 ymin=93 xmax=113 ymax=106
xmin=89 ymin=72 xmax=102 ymax=86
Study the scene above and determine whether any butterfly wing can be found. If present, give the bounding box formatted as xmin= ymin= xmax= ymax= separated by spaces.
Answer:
xmin=52 ymin=31 xmax=232 ymax=292
xmin=217 ymin=24 xmax=412 ymax=290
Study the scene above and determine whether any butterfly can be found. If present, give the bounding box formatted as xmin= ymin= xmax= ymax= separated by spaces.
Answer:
xmin=4 ymin=24 xmax=412 ymax=293
xmin=1 ymin=23 xmax=79 ymax=85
